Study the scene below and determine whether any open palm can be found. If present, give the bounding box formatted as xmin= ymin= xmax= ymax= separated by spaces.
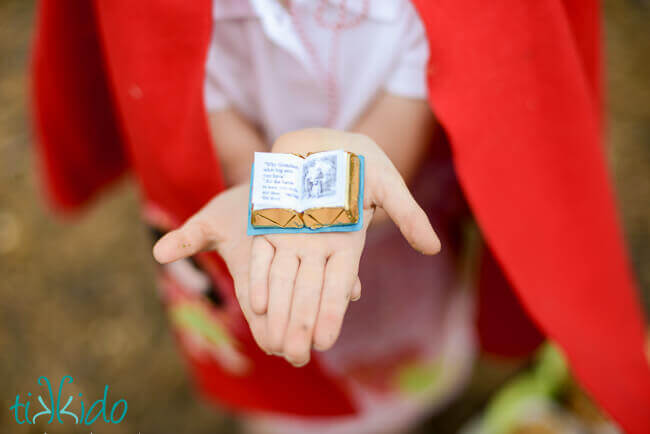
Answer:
xmin=153 ymin=129 xmax=440 ymax=366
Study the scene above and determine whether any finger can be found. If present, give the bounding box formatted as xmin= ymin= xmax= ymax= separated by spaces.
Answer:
xmin=371 ymin=168 xmax=441 ymax=255
xmin=221 ymin=255 xmax=268 ymax=355
xmin=249 ymin=237 xmax=275 ymax=315
xmin=351 ymin=276 xmax=362 ymax=301
xmin=153 ymin=218 xmax=220 ymax=264
xmin=283 ymin=256 xmax=325 ymax=366
xmin=266 ymin=251 xmax=300 ymax=353
xmin=313 ymin=253 xmax=358 ymax=351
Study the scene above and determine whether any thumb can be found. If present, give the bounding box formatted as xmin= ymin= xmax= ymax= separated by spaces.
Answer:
xmin=153 ymin=184 xmax=249 ymax=264
xmin=370 ymin=167 xmax=441 ymax=255
xmin=153 ymin=218 xmax=220 ymax=264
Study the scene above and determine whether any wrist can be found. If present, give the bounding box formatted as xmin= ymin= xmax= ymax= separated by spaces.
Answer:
xmin=270 ymin=129 xmax=383 ymax=163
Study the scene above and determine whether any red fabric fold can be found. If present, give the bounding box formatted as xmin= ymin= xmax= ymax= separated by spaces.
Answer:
xmin=31 ymin=0 xmax=128 ymax=213
xmin=413 ymin=1 xmax=650 ymax=431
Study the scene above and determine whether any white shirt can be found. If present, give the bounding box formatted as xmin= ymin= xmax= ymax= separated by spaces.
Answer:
xmin=204 ymin=0 xmax=429 ymax=142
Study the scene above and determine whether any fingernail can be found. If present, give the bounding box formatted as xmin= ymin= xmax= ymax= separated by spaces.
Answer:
xmin=351 ymin=294 xmax=361 ymax=301
xmin=287 ymin=358 xmax=309 ymax=368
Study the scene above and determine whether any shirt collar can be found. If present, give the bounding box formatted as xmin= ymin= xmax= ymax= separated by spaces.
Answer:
xmin=212 ymin=0 xmax=401 ymax=23
xmin=319 ymin=0 xmax=400 ymax=23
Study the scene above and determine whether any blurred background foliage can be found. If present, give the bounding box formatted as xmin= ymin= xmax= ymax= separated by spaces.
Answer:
xmin=0 ymin=1 xmax=648 ymax=433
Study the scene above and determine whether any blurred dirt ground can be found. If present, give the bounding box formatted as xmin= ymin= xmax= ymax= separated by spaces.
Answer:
xmin=0 ymin=1 xmax=648 ymax=433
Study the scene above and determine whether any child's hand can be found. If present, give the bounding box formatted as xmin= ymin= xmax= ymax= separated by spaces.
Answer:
xmin=248 ymin=129 xmax=440 ymax=366
xmin=153 ymin=128 xmax=440 ymax=367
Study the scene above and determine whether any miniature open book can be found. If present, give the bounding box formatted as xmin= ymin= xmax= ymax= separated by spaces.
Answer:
xmin=249 ymin=150 xmax=362 ymax=232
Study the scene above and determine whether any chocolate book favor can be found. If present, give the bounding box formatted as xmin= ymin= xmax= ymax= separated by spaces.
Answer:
xmin=249 ymin=150 xmax=361 ymax=232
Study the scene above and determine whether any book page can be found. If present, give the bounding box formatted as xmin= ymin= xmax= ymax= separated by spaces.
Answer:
xmin=252 ymin=152 xmax=303 ymax=210
xmin=300 ymin=150 xmax=348 ymax=211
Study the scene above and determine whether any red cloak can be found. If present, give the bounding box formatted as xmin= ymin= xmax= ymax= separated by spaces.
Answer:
xmin=31 ymin=1 xmax=650 ymax=432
